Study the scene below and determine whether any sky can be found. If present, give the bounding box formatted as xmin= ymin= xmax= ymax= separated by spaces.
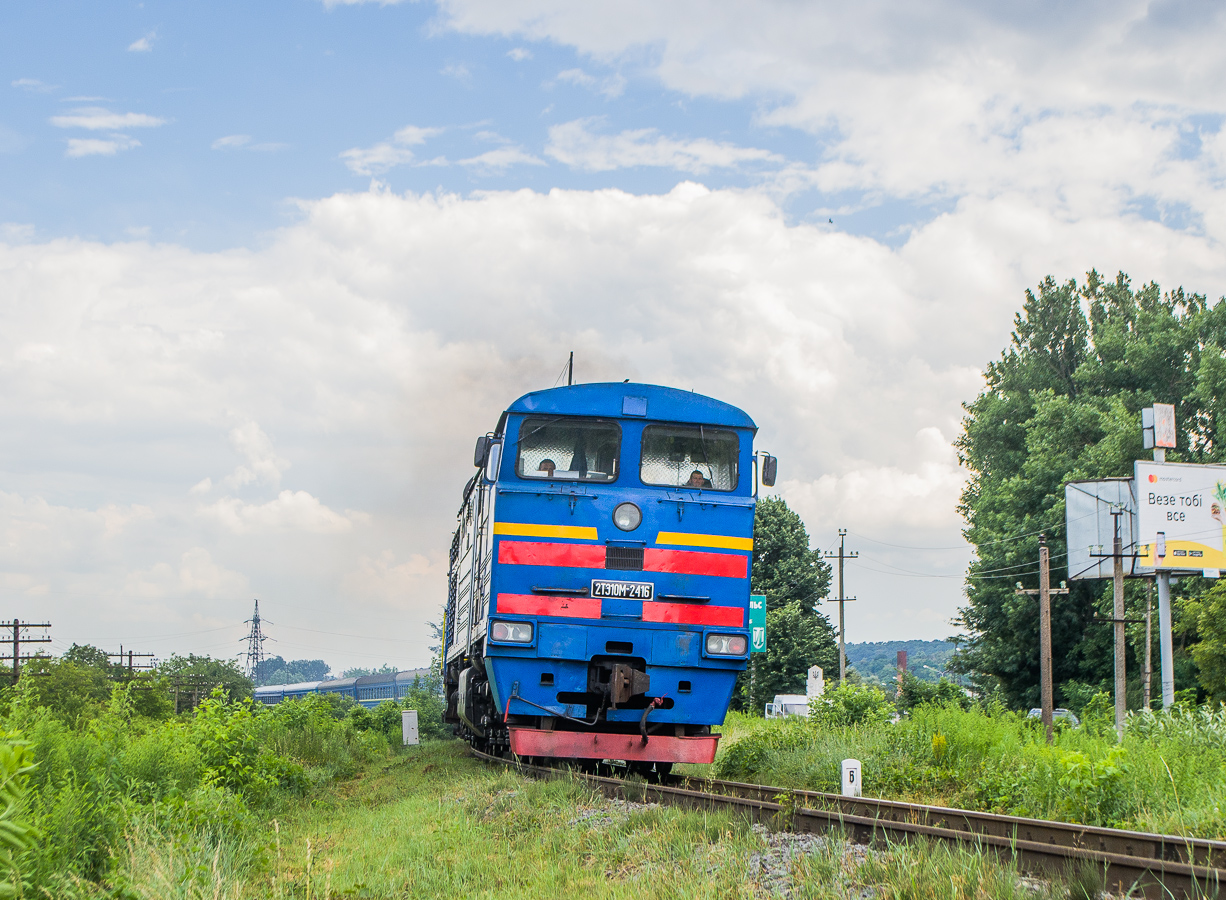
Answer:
xmin=3 ymin=0 xmax=1226 ymax=675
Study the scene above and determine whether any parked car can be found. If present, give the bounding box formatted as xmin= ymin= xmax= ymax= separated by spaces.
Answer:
xmin=1027 ymin=707 xmax=1080 ymax=726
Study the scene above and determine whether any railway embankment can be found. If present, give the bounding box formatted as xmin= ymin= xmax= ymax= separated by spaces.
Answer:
xmin=701 ymin=697 xmax=1226 ymax=839
xmin=117 ymin=741 xmax=1144 ymax=899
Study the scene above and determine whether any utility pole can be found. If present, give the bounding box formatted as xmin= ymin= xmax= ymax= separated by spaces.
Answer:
xmin=242 ymin=600 xmax=270 ymax=680
xmin=1038 ymin=537 xmax=1054 ymax=744
xmin=824 ymin=530 xmax=858 ymax=682
xmin=1142 ymin=403 xmax=1176 ymax=708
xmin=1 ymin=620 xmax=52 ymax=685
xmin=1016 ymin=540 xmax=1068 ymax=745
xmin=1088 ymin=508 xmax=1142 ymax=740
xmin=106 ymin=646 xmax=155 ymax=676
xmin=1143 ymin=579 xmax=1153 ymax=710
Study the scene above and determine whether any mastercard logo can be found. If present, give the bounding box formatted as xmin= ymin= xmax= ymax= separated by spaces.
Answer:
xmin=1149 ymin=474 xmax=1158 ymax=482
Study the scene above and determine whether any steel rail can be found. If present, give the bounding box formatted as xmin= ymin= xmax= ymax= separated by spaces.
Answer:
xmin=471 ymin=748 xmax=1225 ymax=899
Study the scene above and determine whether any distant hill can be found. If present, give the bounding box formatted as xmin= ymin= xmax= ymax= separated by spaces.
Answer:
xmin=845 ymin=640 xmax=957 ymax=685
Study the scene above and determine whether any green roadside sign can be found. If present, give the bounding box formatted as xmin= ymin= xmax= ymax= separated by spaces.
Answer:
xmin=749 ymin=594 xmax=766 ymax=653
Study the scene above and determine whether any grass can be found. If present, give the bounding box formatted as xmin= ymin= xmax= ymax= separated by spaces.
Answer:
xmin=108 ymin=742 xmax=1098 ymax=899
xmin=702 ymin=704 xmax=1226 ymax=838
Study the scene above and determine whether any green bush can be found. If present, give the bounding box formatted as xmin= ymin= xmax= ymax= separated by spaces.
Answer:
xmin=809 ymin=681 xmax=893 ymax=726
xmin=8 ymin=683 xmax=395 ymax=895
xmin=0 ymin=736 xmax=38 ymax=898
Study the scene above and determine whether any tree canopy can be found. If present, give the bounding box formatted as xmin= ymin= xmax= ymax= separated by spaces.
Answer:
xmin=734 ymin=496 xmax=837 ymax=712
xmin=956 ymin=270 xmax=1226 ymax=708
xmin=253 ymin=656 xmax=331 ymax=686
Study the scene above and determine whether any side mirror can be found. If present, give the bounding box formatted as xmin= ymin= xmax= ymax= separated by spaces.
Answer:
xmin=761 ymin=454 xmax=778 ymax=487
xmin=484 ymin=441 xmax=502 ymax=483
xmin=474 ymin=436 xmax=491 ymax=468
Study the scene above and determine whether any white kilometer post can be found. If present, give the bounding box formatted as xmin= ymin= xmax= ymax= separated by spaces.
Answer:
xmin=842 ymin=759 xmax=862 ymax=798
xmin=402 ymin=709 xmax=419 ymax=746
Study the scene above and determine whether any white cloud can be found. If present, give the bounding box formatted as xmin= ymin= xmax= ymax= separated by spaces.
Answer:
xmin=51 ymin=108 xmax=166 ymax=130
xmin=122 ymin=548 xmax=248 ymax=600
xmin=212 ymin=134 xmax=250 ymax=149
xmin=340 ymin=125 xmax=445 ymax=175
xmin=457 ymin=146 xmax=546 ymax=174
xmin=127 ymin=32 xmax=156 ymax=52
xmin=343 ymin=550 xmax=440 ymax=605
xmin=65 ymin=135 xmax=141 ymax=157
xmin=507 ymin=47 xmax=532 ymax=61
xmin=432 ymin=1 xmax=1226 ymax=233
xmin=555 ymin=67 xmax=625 ymax=98
xmin=11 ymin=78 xmax=54 ymax=93
xmin=223 ymin=422 xmax=289 ymax=488
xmin=440 ymin=63 xmax=471 ymax=81
xmin=546 ymin=117 xmax=782 ymax=173
xmin=4 ymin=181 xmax=1223 ymax=657
xmin=201 ymin=491 xmax=357 ymax=534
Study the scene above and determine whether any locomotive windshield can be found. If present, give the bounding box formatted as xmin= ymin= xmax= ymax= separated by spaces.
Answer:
xmin=516 ymin=416 xmax=621 ymax=482
xmin=640 ymin=425 xmax=739 ymax=491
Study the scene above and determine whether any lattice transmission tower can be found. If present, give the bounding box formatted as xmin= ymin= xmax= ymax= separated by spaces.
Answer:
xmin=242 ymin=600 xmax=271 ymax=679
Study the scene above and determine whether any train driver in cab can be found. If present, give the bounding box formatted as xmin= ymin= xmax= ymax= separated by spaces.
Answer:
xmin=538 ymin=459 xmax=556 ymax=477
xmin=688 ymin=469 xmax=711 ymax=489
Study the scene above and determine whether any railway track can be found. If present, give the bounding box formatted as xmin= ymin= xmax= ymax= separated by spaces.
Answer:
xmin=471 ymin=748 xmax=1225 ymax=898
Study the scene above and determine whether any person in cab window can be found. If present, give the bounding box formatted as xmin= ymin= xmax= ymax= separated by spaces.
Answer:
xmin=538 ymin=459 xmax=556 ymax=477
xmin=688 ymin=469 xmax=711 ymax=489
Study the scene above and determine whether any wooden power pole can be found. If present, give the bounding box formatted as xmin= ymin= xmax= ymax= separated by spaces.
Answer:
xmin=824 ymin=530 xmax=858 ymax=683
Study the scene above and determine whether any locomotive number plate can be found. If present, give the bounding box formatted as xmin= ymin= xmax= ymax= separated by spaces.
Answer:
xmin=590 ymin=579 xmax=654 ymax=600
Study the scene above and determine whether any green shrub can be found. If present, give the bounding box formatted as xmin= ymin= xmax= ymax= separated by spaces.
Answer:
xmin=0 ymin=736 xmax=38 ymax=898
xmin=809 ymin=681 xmax=893 ymax=726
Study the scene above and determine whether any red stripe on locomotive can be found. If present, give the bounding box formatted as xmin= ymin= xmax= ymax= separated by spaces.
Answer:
xmin=642 ymin=602 xmax=745 ymax=627
xmin=497 ymin=540 xmax=606 ymax=568
xmin=495 ymin=593 xmax=601 ymax=619
xmin=643 ymin=547 xmax=747 ymax=578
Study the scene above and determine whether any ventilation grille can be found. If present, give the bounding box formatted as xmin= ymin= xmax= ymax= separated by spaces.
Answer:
xmin=605 ymin=546 xmax=644 ymax=571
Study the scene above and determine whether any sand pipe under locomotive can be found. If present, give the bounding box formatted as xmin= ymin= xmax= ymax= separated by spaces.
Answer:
xmin=443 ymin=383 xmax=776 ymax=772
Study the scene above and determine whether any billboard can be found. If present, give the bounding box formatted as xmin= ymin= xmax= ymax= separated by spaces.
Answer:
xmin=1135 ymin=460 xmax=1226 ymax=573
xmin=1065 ymin=479 xmax=1139 ymax=580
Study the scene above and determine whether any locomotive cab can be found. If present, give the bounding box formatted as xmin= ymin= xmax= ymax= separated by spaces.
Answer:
xmin=443 ymin=383 xmax=771 ymax=771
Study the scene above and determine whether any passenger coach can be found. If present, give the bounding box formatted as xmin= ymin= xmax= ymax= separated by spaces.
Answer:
xmin=443 ymin=383 xmax=776 ymax=773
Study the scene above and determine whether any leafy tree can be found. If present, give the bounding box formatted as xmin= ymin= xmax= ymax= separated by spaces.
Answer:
xmin=894 ymin=673 xmax=970 ymax=713
xmin=61 ymin=644 xmax=115 ymax=672
xmin=341 ymin=664 xmax=397 ymax=678
xmin=156 ymin=654 xmax=252 ymax=706
xmin=733 ymin=497 xmax=837 ymax=712
xmin=253 ymin=656 xmax=330 ymax=686
xmin=12 ymin=656 xmax=111 ymax=723
xmin=752 ymin=496 xmax=832 ymax=611
xmin=808 ymin=681 xmax=893 ymax=726
xmin=1188 ymin=582 xmax=1226 ymax=701
xmin=956 ymin=271 xmax=1226 ymax=708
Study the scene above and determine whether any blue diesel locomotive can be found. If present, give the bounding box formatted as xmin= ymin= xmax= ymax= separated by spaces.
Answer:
xmin=443 ymin=382 xmax=776 ymax=773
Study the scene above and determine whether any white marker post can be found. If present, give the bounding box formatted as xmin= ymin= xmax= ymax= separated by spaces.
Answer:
xmin=842 ymin=759 xmax=862 ymax=797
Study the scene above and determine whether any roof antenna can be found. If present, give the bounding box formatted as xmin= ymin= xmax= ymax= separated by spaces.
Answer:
xmin=568 ymin=351 xmax=573 ymax=386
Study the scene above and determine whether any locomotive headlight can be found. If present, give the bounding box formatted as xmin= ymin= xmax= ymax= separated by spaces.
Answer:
xmin=705 ymin=633 xmax=748 ymax=656
xmin=612 ymin=502 xmax=642 ymax=531
xmin=490 ymin=621 xmax=534 ymax=643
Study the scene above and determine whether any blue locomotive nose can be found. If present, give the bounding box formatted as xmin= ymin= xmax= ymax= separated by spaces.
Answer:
xmin=443 ymin=382 xmax=765 ymax=768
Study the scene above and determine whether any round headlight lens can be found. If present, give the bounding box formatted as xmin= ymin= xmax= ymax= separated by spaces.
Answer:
xmin=612 ymin=502 xmax=642 ymax=531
